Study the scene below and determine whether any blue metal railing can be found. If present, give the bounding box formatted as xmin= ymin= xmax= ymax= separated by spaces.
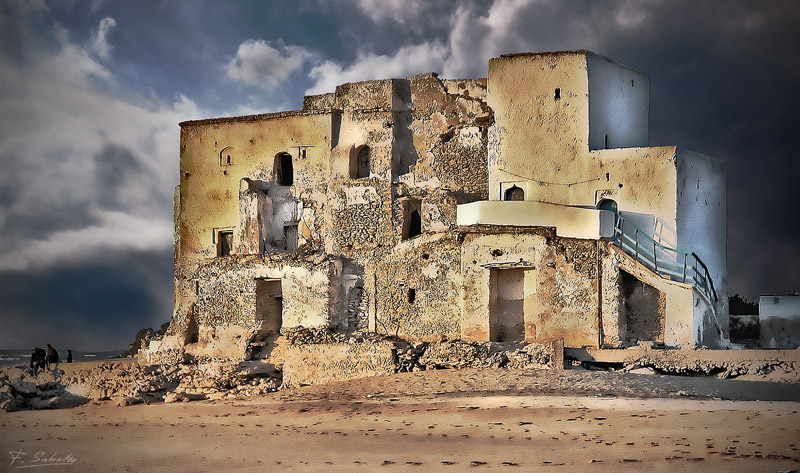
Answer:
xmin=613 ymin=213 xmax=718 ymax=304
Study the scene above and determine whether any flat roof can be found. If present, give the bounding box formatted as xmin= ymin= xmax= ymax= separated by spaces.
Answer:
xmin=180 ymin=109 xmax=328 ymax=127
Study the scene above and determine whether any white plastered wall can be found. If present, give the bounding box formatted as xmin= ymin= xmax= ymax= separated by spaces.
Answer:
xmin=676 ymin=148 xmax=728 ymax=326
xmin=587 ymin=53 xmax=649 ymax=150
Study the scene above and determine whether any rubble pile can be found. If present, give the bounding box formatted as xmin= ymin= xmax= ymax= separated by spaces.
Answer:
xmin=64 ymin=362 xmax=179 ymax=405
xmin=0 ymin=368 xmax=80 ymax=412
xmin=621 ymin=354 xmax=799 ymax=382
xmin=504 ymin=343 xmax=554 ymax=369
xmin=0 ymin=359 xmax=284 ymax=411
xmin=395 ymin=341 xmax=429 ymax=372
xmin=415 ymin=340 xmax=553 ymax=370
xmin=417 ymin=340 xmax=492 ymax=369
xmin=281 ymin=326 xmax=348 ymax=345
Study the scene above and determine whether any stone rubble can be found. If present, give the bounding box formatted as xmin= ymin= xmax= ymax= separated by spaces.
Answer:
xmin=620 ymin=354 xmax=800 ymax=382
xmin=0 ymin=368 xmax=79 ymax=412
xmin=7 ymin=328 xmax=794 ymax=412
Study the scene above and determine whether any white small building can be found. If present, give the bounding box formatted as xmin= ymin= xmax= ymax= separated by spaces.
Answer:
xmin=759 ymin=294 xmax=800 ymax=349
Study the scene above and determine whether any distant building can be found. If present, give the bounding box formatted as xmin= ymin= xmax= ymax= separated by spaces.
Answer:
xmin=144 ymin=51 xmax=728 ymax=364
xmin=759 ymin=294 xmax=800 ymax=349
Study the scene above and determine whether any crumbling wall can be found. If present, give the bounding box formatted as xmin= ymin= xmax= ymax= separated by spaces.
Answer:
xmin=275 ymin=341 xmax=396 ymax=388
xmin=372 ymin=234 xmax=463 ymax=341
xmin=329 ymin=178 xmax=394 ymax=254
xmin=406 ymin=73 xmax=489 ymax=199
xmin=461 ymin=227 xmax=600 ymax=347
xmin=168 ymin=256 xmax=336 ymax=360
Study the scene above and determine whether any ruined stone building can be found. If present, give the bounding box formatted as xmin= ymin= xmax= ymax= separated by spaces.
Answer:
xmin=147 ymin=50 xmax=728 ymax=363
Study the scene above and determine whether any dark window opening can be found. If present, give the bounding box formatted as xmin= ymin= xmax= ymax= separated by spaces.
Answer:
xmin=631 ymin=80 xmax=635 ymax=87
xmin=422 ymin=253 xmax=430 ymax=260
xmin=219 ymin=146 xmax=231 ymax=166
xmin=554 ymin=88 xmax=561 ymax=99
xmin=187 ymin=312 xmax=199 ymax=344
xmin=408 ymin=210 xmax=422 ymax=239
xmin=401 ymin=199 xmax=422 ymax=240
xmin=604 ymin=134 xmax=609 ymax=149
xmin=218 ymin=230 xmax=233 ymax=257
xmin=605 ymin=172 xmax=610 ymax=182
xmin=274 ymin=152 xmax=293 ymax=186
xmin=774 ymin=297 xmax=780 ymax=304
xmin=407 ymin=288 xmax=416 ymax=304
xmin=351 ymin=146 xmax=370 ymax=179
xmin=504 ymin=186 xmax=524 ymax=201
xmin=331 ymin=109 xmax=342 ymax=149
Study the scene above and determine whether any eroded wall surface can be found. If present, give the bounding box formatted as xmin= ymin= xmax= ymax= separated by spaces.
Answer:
xmin=760 ymin=295 xmax=800 ymax=349
xmin=461 ymin=226 xmax=600 ymax=347
xmin=156 ymin=50 xmax=728 ymax=363
xmin=166 ymin=72 xmax=491 ymax=359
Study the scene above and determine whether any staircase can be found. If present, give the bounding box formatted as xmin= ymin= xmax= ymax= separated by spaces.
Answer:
xmin=612 ymin=213 xmax=718 ymax=305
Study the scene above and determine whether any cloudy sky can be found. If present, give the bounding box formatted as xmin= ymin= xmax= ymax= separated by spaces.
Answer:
xmin=0 ymin=0 xmax=798 ymax=351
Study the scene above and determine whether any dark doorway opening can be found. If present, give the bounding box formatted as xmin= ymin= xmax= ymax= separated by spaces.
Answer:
xmin=619 ymin=270 xmax=664 ymax=345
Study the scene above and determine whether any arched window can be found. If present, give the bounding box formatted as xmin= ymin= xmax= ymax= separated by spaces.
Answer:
xmin=274 ymin=152 xmax=293 ymax=186
xmin=597 ymin=199 xmax=618 ymax=214
xmin=351 ymin=145 xmax=370 ymax=179
xmin=504 ymin=185 xmax=524 ymax=201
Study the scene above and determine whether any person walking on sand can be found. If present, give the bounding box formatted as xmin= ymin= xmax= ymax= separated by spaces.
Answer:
xmin=45 ymin=344 xmax=60 ymax=370
xmin=66 ymin=350 xmax=72 ymax=363
xmin=30 ymin=347 xmax=46 ymax=375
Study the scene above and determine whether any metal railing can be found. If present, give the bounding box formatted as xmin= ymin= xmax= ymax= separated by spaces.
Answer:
xmin=613 ymin=213 xmax=718 ymax=304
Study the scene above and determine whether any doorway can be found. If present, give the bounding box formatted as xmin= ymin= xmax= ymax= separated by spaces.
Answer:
xmin=489 ymin=268 xmax=525 ymax=342
xmin=255 ymin=279 xmax=282 ymax=336
xmin=619 ymin=270 xmax=664 ymax=345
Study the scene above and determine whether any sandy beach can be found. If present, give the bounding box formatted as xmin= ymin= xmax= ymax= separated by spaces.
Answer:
xmin=2 ymin=367 xmax=799 ymax=472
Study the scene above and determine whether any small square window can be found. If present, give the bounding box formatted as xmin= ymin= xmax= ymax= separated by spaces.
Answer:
xmin=774 ymin=296 xmax=780 ymax=304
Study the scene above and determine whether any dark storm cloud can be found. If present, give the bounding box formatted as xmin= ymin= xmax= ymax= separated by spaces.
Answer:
xmin=0 ymin=0 xmax=797 ymax=350
xmin=578 ymin=0 xmax=800 ymax=298
xmin=0 ymin=248 xmax=174 ymax=351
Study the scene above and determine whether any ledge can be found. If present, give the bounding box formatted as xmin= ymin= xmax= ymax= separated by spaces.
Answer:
xmin=456 ymin=201 xmax=614 ymax=240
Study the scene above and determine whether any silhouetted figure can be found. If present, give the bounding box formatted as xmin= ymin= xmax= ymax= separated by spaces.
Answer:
xmin=45 ymin=344 xmax=59 ymax=370
xmin=66 ymin=350 xmax=73 ymax=363
xmin=30 ymin=347 xmax=46 ymax=375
